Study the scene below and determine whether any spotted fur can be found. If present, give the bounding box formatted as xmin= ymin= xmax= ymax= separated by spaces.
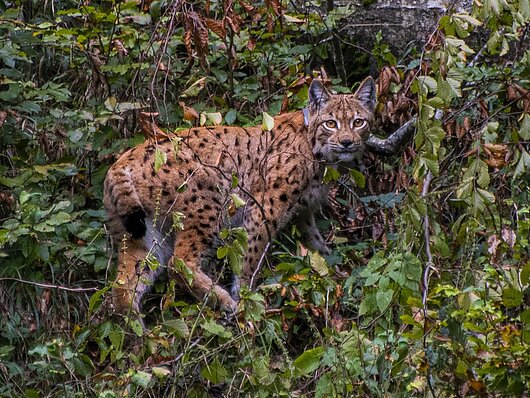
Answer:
xmin=104 ymin=77 xmax=376 ymax=317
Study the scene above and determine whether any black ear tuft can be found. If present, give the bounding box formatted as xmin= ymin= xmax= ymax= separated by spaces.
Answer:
xmin=309 ymin=79 xmax=331 ymax=112
xmin=354 ymin=77 xmax=377 ymax=112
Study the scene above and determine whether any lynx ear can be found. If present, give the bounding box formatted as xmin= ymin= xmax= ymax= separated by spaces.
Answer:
xmin=309 ymin=79 xmax=331 ymax=112
xmin=353 ymin=76 xmax=377 ymax=112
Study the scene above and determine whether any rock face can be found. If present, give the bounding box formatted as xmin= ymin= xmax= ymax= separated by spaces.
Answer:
xmin=335 ymin=0 xmax=472 ymax=51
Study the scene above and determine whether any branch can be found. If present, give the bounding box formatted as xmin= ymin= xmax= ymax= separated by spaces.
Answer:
xmin=0 ymin=278 xmax=98 ymax=293
xmin=366 ymin=116 xmax=417 ymax=156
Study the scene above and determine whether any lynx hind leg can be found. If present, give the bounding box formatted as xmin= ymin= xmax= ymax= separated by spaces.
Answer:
xmin=171 ymin=229 xmax=237 ymax=313
xmin=112 ymin=236 xmax=157 ymax=318
xmin=295 ymin=211 xmax=331 ymax=255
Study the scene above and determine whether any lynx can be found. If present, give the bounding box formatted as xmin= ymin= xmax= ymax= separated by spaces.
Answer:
xmin=104 ymin=77 xmax=411 ymax=318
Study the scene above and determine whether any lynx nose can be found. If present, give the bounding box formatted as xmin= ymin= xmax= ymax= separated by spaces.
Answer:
xmin=340 ymin=139 xmax=354 ymax=148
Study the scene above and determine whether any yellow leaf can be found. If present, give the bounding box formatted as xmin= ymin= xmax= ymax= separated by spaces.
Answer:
xmin=262 ymin=111 xmax=275 ymax=131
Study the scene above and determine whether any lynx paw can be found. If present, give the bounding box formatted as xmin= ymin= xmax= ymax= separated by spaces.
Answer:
xmin=213 ymin=285 xmax=238 ymax=314
xmin=306 ymin=238 xmax=331 ymax=256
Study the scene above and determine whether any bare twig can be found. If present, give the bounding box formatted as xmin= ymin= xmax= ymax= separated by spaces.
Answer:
xmin=0 ymin=278 xmax=98 ymax=292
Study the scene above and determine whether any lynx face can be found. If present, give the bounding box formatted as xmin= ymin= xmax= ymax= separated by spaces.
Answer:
xmin=308 ymin=78 xmax=376 ymax=164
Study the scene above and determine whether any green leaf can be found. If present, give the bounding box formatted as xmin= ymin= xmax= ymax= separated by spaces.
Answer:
xmin=47 ymin=211 xmax=71 ymax=225
xmin=502 ymin=287 xmax=523 ymax=308
xmin=359 ymin=292 xmax=377 ymax=316
xmin=514 ymin=148 xmax=530 ymax=178
xmin=519 ymin=114 xmax=530 ymax=140
xmin=315 ymin=373 xmax=335 ymax=398
xmin=323 ymin=166 xmax=341 ymax=183
xmin=521 ymin=0 xmax=530 ymax=19
xmin=201 ymin=320 xmax=232 ymax=338
xmin=152 ymin=366 xmax=171 ymax=379
xmin=521 ymin=309 xmax=530 ymax=324
xmin=104 ymin=96 xmax=117 ymax=111
xmin=174 ymin=258 xmax=194 ymax=286
xmin=308 ymin=251 xmax=329 ymax=276
xmin=217 ymin=246 xmax=229 ymax=259
xmin=205 ymin=112 xmax=223 ymax=125
xmin=154 ymin=147 xmax=167 ymax=173
xmin=349 ymin=168 xmax=366 ymax=188
xmin=225 ymin=109 xmax=237 ymax=124
xmin=128 ymin=319 xmax=144 ymax=337
xmin=131 ymin=370 xmax=152 ymax=388
xmin=376 ymin=289 xmax=394 ymax=313
xmin=180 ymin=77 xmax=207 ymax=98
xmin=162 ymin=319 xmax=189 ymax=338
xmin=230 ymin=193 xmax=246 ymax=209
xmin=521 ymin=262 xmax=530 ymax=286
xmin=88 ymin=286 xmax=111 ymax=314
xmin=200 ymin=358 xmax=227 ymax=384
xmin=293 ymin=346 xmax=324 ymax=377
xmin=262 ymin=111 xmax=275 ymax=131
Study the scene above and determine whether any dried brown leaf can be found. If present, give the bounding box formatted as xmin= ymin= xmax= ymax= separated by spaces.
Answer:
xmin=138 ymin=112 xmax=170 ymax=141
xmin=205 ymin=18 xmax=226 ymax=39
xmin=179 ymin=101 xmax=199 ymax=121
xmin=238 ymin=0 xmax=255 ymax=13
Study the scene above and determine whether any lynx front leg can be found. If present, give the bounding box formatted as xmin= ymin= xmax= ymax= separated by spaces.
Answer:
xmin=171 ymin=228 xmax=237 ymax=312
xmin=294 ymin=209 xmax=331 ymax=255
xmin=113 ymin=236 xmax=155 ymax=317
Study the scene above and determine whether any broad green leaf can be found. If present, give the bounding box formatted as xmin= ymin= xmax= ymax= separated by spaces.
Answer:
xmin=522 ymin=309 xmax=530 ymax=324
xmin=128 ymin=319 xmax=144 ymax=337
xmin=309 ymin=251 xmax=329 ymax=276
xmin=131 ymin=370 xmax=152 ymax=388
xmin=315 ymin=373 xmax=335 ymax=398
xmin=521 ymin=0 xmax=530 ymax=19
xmin=228 ymin=247 xmax=243 ymax=275
xmin=225 ymin=109 xmax=237 ymax=124
xmin=201 ymin=320 xmax=232 ymax=338
xmin=502 ymin=287 xmax=523 ymax=308
xmin=180 ymin=77 xmax=207 ymax=98
xmin=104 ymin=96 xmax=117 ymax=111
xmin=162 ymin=319 xmax=189 ymax=338
xmin=417 ymin=76 xmax=437 ymax=93
xmin=88 ymin=286 xmax=111 ymax=314
xmin=476 ymin=159 xmax=490 ymax=188
xmin=518 ymin=114 xmax=530 ymax=140
xmin=293 ymin=346 xmax=324 ymax=377
xmin=47 ymin=211 xmax=71 ymax=225
xmin=205 ymin=112 xmax=222 ymax=125
xmin=217 ymin=246 xmax=229 ymax=259
xmin=200 ymin=358 xmax=227 ymax=384
xmin=376 ymin=289 xmax=394 ymax=313
xmin=262 ymin=111 xmax=275 ymax=131
xmin=521 ymin=262 xmax=530 ymax=285
xmin=323 ymin=166 xmax=341 ymax=183
xmin=174 ymin=258 xmax=194 ymax=286
xmin=514 ymin=148 xmax=530 ymax=178
xmin=230 ymin=193 xmax=246 ymax=209
xmin=154 ymin=147 xmax=167 ymax=173
xmin=152 ymin=366 xmax=171 ymax=379
xmin=359 ymin=292 xmax=377 ymax=316
xmin=349 ymin=168 xmax=366 ymax=188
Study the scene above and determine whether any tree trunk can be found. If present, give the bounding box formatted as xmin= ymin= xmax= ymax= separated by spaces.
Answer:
xmin=336 ymin=0 xmax=472 ymax=52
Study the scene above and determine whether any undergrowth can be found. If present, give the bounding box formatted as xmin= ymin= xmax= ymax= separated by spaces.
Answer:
xmin=1 ymin=0 xmax=530 ymax=396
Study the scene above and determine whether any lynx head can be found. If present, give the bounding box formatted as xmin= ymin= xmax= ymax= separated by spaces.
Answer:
xmin=307 ymin=77 xmax=376 ymax=164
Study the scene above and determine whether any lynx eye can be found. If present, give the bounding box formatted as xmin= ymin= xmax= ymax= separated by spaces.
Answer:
xmin=352 ymin=118 xmax=366 ymax=128
xmin=323 ymin=120 xmax=338 ymax=130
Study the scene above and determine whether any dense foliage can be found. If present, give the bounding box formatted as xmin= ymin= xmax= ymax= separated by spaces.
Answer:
xmin=1 ymin=0 xmax=529 ymax=396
